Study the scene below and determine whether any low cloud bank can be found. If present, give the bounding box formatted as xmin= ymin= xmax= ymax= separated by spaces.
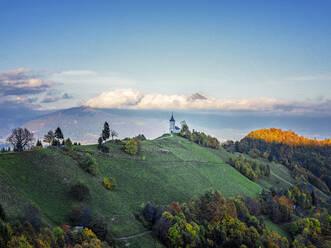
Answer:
xmin=84 ymin=88 xmax=331 ymax=115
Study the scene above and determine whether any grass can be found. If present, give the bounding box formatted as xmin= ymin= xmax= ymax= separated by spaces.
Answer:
xmin=264 ymin=218 xmax=291 ymax=241
xmin=0 ymin=135 xmax=293 ymax=247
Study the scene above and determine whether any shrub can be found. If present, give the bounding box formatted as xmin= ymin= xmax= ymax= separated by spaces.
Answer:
xmin=103 ymin=178 xmax=111 ymax=190
xmin=87 ymin=214 xmax=108 ymax=240
xmin=65 ymin=138 xmax=72 ymax=148
xmin=0 ymin=204 xmax=6 ymax=221
xmin=24 ymin=205 xmax=41 ymax=231
xmin=36 ymin=139 xmax=42 ymax=147
xmin=79 ymin=153 xmax=98 ymax=175
xmin=102 ymin=177 xmax=116 ymax=190
xmin=68 ymin=204 xmax=91 ymax=226
xmin=101 ymin=145 xmax=110 ymax=153
xmin=124 ymin=138 xmax=138 ymax=155
xmin=135 ymin=134 xmax=146 ymax=141
xmin=70 ymin=183 xmax=90 ymax=201
xmin=53 ymin=226 xmax=65 ymax=247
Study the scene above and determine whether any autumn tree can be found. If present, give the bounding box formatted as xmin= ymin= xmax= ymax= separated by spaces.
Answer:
xmin=125 ymin=138 xmax=138 ymax=155
xmin=7 ymin=128 xmax=34 ymax=152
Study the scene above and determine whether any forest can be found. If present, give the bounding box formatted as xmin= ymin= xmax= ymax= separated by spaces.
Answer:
xmin=142 ymin=188 xmax=330 ymax=248
xmin=228 ymin=155 xmax=270 ymax=181
xmin=238 ymin=128 xmax=331 ymax=194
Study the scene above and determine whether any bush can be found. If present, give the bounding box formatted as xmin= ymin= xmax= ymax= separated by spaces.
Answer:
xmin=68 ymin=204 xmax=91 ymax=226
xmin=100 ymin=145 xmax=109 ymax=153
xmin=65 ymin=138 xmax=72 ymax=148
xmin=87 ymin=214 xmax=108 ymax=240
xmin=70 ymin=183 xmax=90 ymax=201
xmin=103 ymin=178 xmax=111 ymax=190
xmin=124 ymin=138 xmax=138 ymax=155
xmin=53 ymin=226 xmax=65 ymax=247
xmin=24 ymin=204 xmax=41 ymax=231
xmin=103 ymin=177 xmax=116 ymax=190
xmin=0 ymin=204 xmax=5 ymax=221
xmin=79 ymin=153 xmax=98 ymax=175
xmin=135 ymin=134 xmax=146 ymax=141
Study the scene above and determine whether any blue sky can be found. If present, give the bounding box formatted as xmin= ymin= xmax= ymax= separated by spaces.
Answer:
xmin=1 ymin=0 xmax=331 ymax=113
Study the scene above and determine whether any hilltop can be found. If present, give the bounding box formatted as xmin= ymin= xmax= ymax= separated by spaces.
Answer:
xmin=239 ymin=128 xmax=331 ymax=195
xmin=245 ymin=128 xmax=331 ymax=146
xmin=0 ymin=134 xmax=296 ymax=247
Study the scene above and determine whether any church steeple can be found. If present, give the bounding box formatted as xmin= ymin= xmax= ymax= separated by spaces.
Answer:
xmin=169 ymin=113 xmax=176 ymax=135
xmin=169 ymin=112 xmax=175 ymax=122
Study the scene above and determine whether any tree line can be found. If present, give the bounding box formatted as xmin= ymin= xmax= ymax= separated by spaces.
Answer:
xmin=238 ymin=128 xmax=331 ymax=194
xmin=142 ymin=185 xmax=330 ymax=248
xmin=179 ymin=124 xmax=220 ymax=149
xmin=228 ymin=155 xmax=270 ymax=181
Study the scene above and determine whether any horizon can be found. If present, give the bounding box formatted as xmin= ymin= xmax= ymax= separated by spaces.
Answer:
xmin=1 ymin=0 xmax=331 ymax=144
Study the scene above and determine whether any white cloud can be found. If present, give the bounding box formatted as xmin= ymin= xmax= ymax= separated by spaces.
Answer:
xmin=83 ymin=88 xmax=329 ymax=114
xmin=54 ymin=70 xmax=97 ymax=77
xmin=84 ymin=88 xmax=143 ymax=108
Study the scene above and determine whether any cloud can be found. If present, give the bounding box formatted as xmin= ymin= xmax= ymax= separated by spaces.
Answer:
xmin=286 ymin=75 xmax=331 ymax=81
xmin=83 ymin=88 xmax=331 ymax=115
xmin=49 ymin=70 xmax=137 ymax=88
xmin=53 ymin=70 xmax=97 ymax=77
xmin=41 ymin=93 xmax=73 ymax=103
xmin=62 ymin=93 xmax=73 ymax=99
xmin=0 ymin=68 xmax=52 ymax=96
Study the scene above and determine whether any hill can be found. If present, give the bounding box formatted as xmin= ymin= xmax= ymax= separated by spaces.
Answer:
xmin=0 ymin=135 xmax=273 ymax=247
xmin=245 ymin=128 xmax=331 ymax=146
xmin=239 ymin=128 xmax=331 ymax=194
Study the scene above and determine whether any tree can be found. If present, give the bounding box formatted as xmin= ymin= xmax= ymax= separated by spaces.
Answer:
xmin=25 ymin=204 xmax=41 ymax=231
xmin=0 ymin=203 xmax=5 ymax=221
xmin=43 ymin=130 xmax=55 ymax=146
xmin=54 ymin=127 xmax=64 ymax=151
xmin=65 ymin=138 xmax=72 ymax=146
xmin=79 ymin=153 xmax=98 ymax=175
xmin=102 ymin=122 xmax=110 ymax=142
xmin=110 ymin=129 xmax=118 ymax=140
xmin=55 ymin=127 xmax=64 ymax=142
xmin=70 ymin=183 xmax=90 ymax=201
xmin=36 ymin=139 xmax=42 ymax=147
xmin=125 ymin=138 xmax=138 ymax=155
xmin=98 ymin=137 xmax=103 ymax=151
xmin=7 ymin=128 xmax=34 ymax=152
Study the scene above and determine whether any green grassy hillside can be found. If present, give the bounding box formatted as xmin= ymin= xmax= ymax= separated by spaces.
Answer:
xmin=0 ymin=135 xmax=292 ymax=247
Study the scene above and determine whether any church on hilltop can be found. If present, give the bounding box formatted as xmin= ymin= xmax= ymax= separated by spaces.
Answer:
xmin=169 ymin=113 xmax=182 ymax=135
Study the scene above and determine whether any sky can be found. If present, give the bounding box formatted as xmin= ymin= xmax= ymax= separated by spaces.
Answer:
xmin=1 ymin=0 xmax=331 ymax=114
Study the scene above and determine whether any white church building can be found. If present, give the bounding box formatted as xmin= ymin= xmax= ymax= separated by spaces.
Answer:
xmin=169 ymin=113 xmax=181 ymax=135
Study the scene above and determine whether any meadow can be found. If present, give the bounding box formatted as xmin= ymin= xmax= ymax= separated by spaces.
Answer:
xmin=0 ymin=135 xmax=293 ymax=247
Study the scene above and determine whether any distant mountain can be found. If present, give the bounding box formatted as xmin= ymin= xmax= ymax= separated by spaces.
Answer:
xmin=3 ymin=106 xmax=330 ymax=145
xmin=22 ymin=107 xmax=171 ymax=144
xmin=0 ymin=106 xmax=52 ymax=143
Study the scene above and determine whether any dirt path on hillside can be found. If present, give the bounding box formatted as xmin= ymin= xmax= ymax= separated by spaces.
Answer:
xmin=113 ymin=230 xmax=152 ymax=240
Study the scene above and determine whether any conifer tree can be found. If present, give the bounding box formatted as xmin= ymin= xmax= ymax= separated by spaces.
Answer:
xmin=102 ymin=122 xmax=110 ymax=142
xmin=36 ymin=139 xmax=42 ymax=147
